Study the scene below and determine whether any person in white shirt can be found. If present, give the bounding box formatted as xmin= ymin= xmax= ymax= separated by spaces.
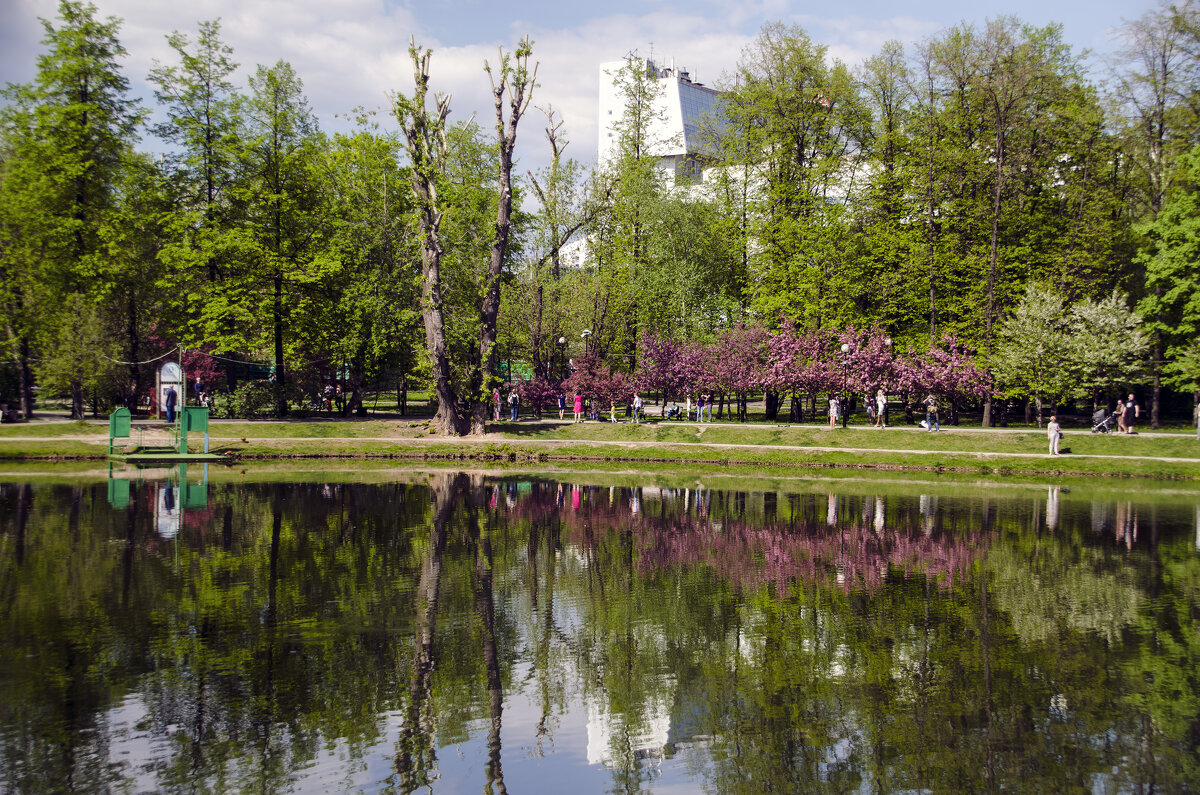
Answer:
xmin=1047 ymin=415 xmax=1061 ymax=456
xmin=875 ymin=389 xmax=887 ymax=427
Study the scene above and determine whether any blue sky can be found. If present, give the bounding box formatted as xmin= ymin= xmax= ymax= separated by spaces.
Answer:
xmin=1 ymin=0 xmax=1160 ymax=171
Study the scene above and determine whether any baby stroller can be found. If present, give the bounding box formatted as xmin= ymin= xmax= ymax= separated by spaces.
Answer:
xmin=1091 ymin=407 xmax=1117 ymax=433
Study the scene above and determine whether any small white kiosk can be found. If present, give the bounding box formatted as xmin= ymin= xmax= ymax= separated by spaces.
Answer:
xmin=157 ymin=362 xmax=182 ymax=419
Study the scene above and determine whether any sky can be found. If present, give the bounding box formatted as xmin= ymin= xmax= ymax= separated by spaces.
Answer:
xmin=0 ymin=0 xmax=1161 ymax=174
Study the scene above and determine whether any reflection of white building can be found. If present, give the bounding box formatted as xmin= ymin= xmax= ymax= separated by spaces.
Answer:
xmin=155 ymin=484 xmax=180 ymax=539
xmin=598 ymin=57 xmax=725 ymax=187
xmin=585 ymin=687 xmax=673 ymax=766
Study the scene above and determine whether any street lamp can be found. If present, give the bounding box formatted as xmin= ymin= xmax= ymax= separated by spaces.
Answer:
xmin=558 ymin=336 xmax=567 ymax=382
xmin=581 ymin=329 xmax=592 ymax=356
xmin=839 ymin=342 xmax=850 ymax=429
xmin=882 ymin=337 xmax=892 ymax=425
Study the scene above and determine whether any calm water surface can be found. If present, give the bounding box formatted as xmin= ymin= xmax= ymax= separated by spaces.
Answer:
xmin=1 ymin=468 xmax=1199 ymax=793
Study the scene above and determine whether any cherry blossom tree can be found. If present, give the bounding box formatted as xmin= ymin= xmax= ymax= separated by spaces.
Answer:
xmin=711 ymin=325 xmax=771 ymax=421
xmin=515 ymin=375 xmax=558 ymax=418
xmin=898 ymin=335 xmax=993 ymax=424
xmin=765 ymin=323 xmax=834 ymax=422
xmin=563 ymin=353 xmax=633 ymax=419
xmin=835 ymin=326 xmax=900 ymax=395
xmin=635 ymin=333 xmax=689 ymax=415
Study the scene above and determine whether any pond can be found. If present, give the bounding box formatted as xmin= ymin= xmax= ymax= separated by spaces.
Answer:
xmin=1 ymin=465 xmax=1198 ymax=793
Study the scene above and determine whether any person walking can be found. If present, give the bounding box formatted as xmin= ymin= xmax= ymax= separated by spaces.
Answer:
xmin=923 ymin=393 xmax=940 ymax=432
xmin=697 ymin=393 xmax=706 ymax=422
xmin=493 ymin=388 xmax=501 ymax=421
xmin=632 ymin=393 xmax=643 ymax=424
xmin=828 ymin=395 xmax=839 ymax=428
xmin=875 ymin=389 xmax=887 ymax=428
xmin=508 ymin=389 xmax=519 ymax=421
xmin=573 ymin=392 xmax=583 ymax=423
xmin=1123 ymin=393 xmax=1140 ymax=434
xmin=557 ymin=392 xmax=566 ymax=420
xmin=1047 ymin=414 xmax=1062 ymax=455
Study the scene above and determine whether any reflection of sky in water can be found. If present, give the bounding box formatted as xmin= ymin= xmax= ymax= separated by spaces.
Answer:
xmin=2 ymin=475 xmax=1198 ymax=793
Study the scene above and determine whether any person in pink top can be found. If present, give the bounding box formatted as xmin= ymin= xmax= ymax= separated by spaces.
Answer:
xmin=573 ymin=392 xmax=583 ymax=423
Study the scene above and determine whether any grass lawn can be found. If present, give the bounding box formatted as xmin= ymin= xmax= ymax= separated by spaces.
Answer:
xmin=1 ymin=414 xmax=1197 ymax=478
xmin=495 ymin=418 xmax=1200 ymax=456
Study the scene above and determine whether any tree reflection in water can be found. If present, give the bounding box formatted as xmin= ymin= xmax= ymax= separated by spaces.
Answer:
xmin=0 ymin=476 xmax=1198 ymax=793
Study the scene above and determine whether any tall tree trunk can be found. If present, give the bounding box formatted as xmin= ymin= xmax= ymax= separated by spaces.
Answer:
xmin=19 ymin=335 xmax=34 ymax=419
xmin=395 ymin=473 xmax=458 ymax=787
xmin=474 ymin=41 xmax=536 ymax=435
xmin=273 ymin=272 xmax=287 ymax=417
xmin=70 ymin=378 xmax=84 ymax=420
xmin=1151 ymin=322 xmax=1162 ymax=429
xmin=398 ymin=41 xmax=465 ymax=436
xmin=127 ymin=296 xmax=140 ymax=407
xmin=982 ymin=130 xmax=1004 ymax=429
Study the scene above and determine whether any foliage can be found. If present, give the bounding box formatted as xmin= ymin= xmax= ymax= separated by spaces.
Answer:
xmin=991 ymin=285 xmax=1073 ymax=421
xmin=514 ymin=375 xmax=557 ymax=417
xmin=211 ymin=380 xmax=277 ymax=419
xmin=4 ymin=4 xmax=1200 ymax=425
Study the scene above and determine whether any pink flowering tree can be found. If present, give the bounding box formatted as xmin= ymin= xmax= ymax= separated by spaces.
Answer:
xmin=766 ymin=323 xmax=835 ymax=422
xmin=897 ymin=335 xmax=993 ymax=423
xmin=563 ymin=353 xmax=633 ymax=419
xmin=635 ymin=333 xmax=689 ymax=416
xmin=835 ymin=327 xmax=901 ymax=394
xmin=515 ymin=375 xmax=559 ymax=418
xmin=712 ymin=324 xmax=771 ymax=421
xmin=593 ymin=369 xmax=634 ymax=417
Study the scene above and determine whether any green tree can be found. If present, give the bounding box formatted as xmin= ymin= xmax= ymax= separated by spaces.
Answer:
xmin=0 ymin=0 xmax=141 ymax=418
xmin=588 ymin=54 xmax=672 ymax=363
xmin=1136 ymin=143 xmax=1200 ymax=403
xmin=228 ymin=60 xmax=330 ymax=416
xmin=148 ymin=18 xmax=248 ymax=390
xmin=321 ymin=120 xmax=421 ymax=415
xmin=721 ymin=22 xmax=871 ymax=331
xmin=1112 ymin=1 xmax=1200 ymax=426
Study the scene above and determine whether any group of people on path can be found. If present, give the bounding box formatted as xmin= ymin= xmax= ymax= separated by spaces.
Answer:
xmin=1111 ymin=393 xmax=1141 ymax=434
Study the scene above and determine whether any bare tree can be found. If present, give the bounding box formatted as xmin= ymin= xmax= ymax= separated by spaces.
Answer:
xmin=472 ymin=39 xmax=537 ymax=434
xmin=393 ymin=39 xmax=463 ymax=435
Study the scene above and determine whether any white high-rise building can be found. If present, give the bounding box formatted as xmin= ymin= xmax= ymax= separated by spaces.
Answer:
xmin=597 ymin=57 xmax=724 ymax=186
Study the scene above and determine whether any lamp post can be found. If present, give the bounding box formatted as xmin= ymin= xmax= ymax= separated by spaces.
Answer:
xmin=581 ymin=329 xmax=591 ymax=357
xmin=558 ymin=336 xmax=567 ymax=382
xmin=839 ymin=343 xmax=850 ymax=429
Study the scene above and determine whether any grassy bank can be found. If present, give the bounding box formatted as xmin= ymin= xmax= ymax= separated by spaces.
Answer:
xmin=0 ymin=417 xmax=1197 ymax=479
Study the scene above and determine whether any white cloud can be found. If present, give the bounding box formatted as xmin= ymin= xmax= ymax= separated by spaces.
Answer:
xmin=0 ymin=0 xmax=1151 ymax=179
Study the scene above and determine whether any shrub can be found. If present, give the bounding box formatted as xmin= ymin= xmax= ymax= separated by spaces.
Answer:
xmin=212 ymin=382 xmax=275 ymax=419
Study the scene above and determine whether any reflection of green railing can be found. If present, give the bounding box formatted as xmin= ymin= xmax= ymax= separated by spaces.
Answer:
xmin=106 ymin=461 xmax=208 ymax=511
